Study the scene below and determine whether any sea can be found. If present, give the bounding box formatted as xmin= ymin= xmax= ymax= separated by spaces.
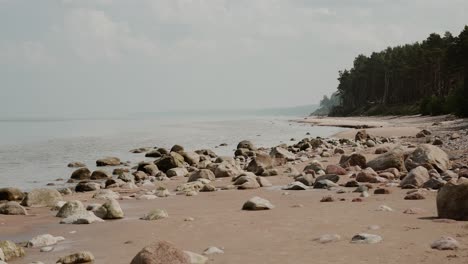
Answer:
xmin=0 ymin=109 xmax=345 ymax=190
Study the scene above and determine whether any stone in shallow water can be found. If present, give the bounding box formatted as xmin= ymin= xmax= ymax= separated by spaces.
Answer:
xmin=430 ymin=236 xmax=460 ymax=250
xmin=314 ymin=234 xmax=341 ymax=244
xmin=350 ymin=233 xmax=383 ymax=244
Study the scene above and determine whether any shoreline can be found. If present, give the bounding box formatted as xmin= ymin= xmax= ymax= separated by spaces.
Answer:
xmin=1 ymin=115 xmax=468 ymax=264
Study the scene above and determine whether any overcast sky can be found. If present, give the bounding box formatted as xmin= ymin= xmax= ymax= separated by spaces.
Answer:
xmin=0 ymin=0 xmax=466 ymax=117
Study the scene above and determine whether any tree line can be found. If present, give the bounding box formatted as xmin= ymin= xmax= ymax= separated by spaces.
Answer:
xmin=317 ymin=26 xmax=468 ymax=117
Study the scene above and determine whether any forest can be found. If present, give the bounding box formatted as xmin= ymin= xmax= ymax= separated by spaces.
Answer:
xmin=316 ymin=26 xmax=468 ymax=117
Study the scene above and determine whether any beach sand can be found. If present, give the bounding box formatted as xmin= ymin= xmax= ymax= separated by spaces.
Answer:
xmin=2 ymin=115 xmax=468 ymax=264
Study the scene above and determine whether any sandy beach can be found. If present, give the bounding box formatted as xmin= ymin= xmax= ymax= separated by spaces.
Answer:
xmin=1 ymin=115 xmax=468 ymax=264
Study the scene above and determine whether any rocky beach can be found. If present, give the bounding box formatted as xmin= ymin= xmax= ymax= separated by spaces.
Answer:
xmin=1 ymin=115 xmax=468 ymax=264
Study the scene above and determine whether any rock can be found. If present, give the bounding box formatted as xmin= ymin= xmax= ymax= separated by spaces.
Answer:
xmin=90 ymin=170 xmax=112 ymax=180
xmin=350 ymin=233 xmax=383 ymax=244
xmin=70 ymin=167 xmax=91 ymax=180
xmin=404 ymin=191 xmax=426 ymax=200
xmin=57 ymin=187 xmax=73 ymax=196
xmin=113 ymin=168 xmax=130 ymax=176
xmin=0 ymin=240 xmax=25 ymax=261
xmin=139 ymin=163 xmax=160 ymax=176
xmin=130 ymin=241 xmax=190 ymax=264
xmin=133 ymin=171 xmax=148 ymax=182
xmin=184 ymin=251 xmax=208 ymax=264
xmin=67 ymin=161 xmax=86 ymax=168
xmin=334 ymin=148 xmax=345 ymax=154
xmin=295 ymin=174 xmax=315 ymax=186
xmin=284 ymin=166 xmax=301 ymax=177
xmin=320 ymin=196 xmax=335 ymax=202
xmin=256 ymin=176 xmax=272 ymax=187
xmin=214 ymin=162 xmax=241 ymax=178
xmin=75 ymin=181 xmax=101 ymax=192
xmin=345 ymin=180 xmax=359 ymax=187
xmin=237 ymin=178 xmax=261 ymax=190
xmin=376 ymin=205 xmax=393 ymax=212
xmin=21 ymin=188 xmax=62 ymax=207
xmin=156 ymin=189 xmax=171 ymax=197
xmin=118 ymin=173 xmax=135 ymax=182
xmin=56 ymin=200 xmax=86 ymax=218
xmin=200 ymin=184 xmax=216 ymax=192
xmin=96 ymin=157 xmax=120 ymax=167
xmin=0 ymin=201 xmax=27 ymax=215
xmin=313 ymin=180 xmax=338 ymax=189
xmin=360 ymin=191 xmax=370 ymax=198
xmin=314 ymin=234 xmax=341 ymax=244
xmin=167 ymin=167 xmax=189 ymax=178
xmin=138 ymin=194 xmax=158 ymax=200
xmin=181 ymin=152 xmax=200 ymax=166
xmin=403 ymin=208 xmax=426 ymax=214
xmin=355 ymin=130 xmax=371 ymax=142
xmin=242 ymin=197 xmax=274 ymax=210
xmin=430 ymin=236 xmax=459 ymax=250
xmin=450 ymin=133 xmax=461 ymax=140
xmin=374 ymin=188 xmax=391 ymax=195
xmin=176 ymin=181 xmax=204 ymax=193
xmin=155 ymin=153 xmax=184 ymax=172
xmin=57 ymin=251 xmax=95 ymax=264
xmin=141 ymin=209 xmax=169 ymax=221
xmin=303 ymin=160 xmax=324 ymax=173
xmin=188 ymin=169 xmax=216 ymax=182
xmin=433 ymin=138 xmax=443 ymax=145
xmin=400 ymin=166 xmax=430 ymax=188
xmin=41 ymin=246 xmax=54 ymax=252
xmin=356 ymin=168 xmax=378 ymax=182
xmin=237 ymin=140 xmax=256 ymax=151
xmin=270 ymin=147 xmax=295 ymax=164
xmin=246 ymin=153 xmax=273 ymax=175
xmin=283 ymin=181 xmax=308 ymax=190
xmin=27 ymin=234 xmax=64 ymax=248
xmin=92 ymin=189 xmax=120 ymax=200
xmin=94 ymin=198 xmax=124 ymax=219
xmin=367 ymin=149 xmax=405 ymax=172
xmin=340 ymin=153 xmax=366 ymax=168
xmin=170 ymin=144 xmax=184 ymax=153
xmin=405 ymin=144 xmax=450 ymax=172
xmin=203 ymin=247 xmax=224 ymax=255
xmin=0 ymin=187 xmax=24 ymax=202
xmin=60 ymin=211 xmax=104 ymax=224
xmin=316 ymin=174 xmax=340 ymax=183
xmin=325 ymin=165 xmax=347 ymax=175
xmin=146 ymin=149 xmax=163 ymax=158
xmin=437 ymin=181 xmax=468 ymax=220
xmin=375 ymin=147 xmax=390 ymax=154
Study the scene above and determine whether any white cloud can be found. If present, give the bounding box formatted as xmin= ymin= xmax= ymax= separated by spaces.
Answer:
xmin=0 ymin=41 xmax=55 ymax=66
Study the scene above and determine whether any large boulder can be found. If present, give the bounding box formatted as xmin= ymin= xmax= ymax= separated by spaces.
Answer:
xmin=237 ymin=140 xmax=256 ymax=151
xmin=187 ymin=169 xmax=215 ymax=182
xmin=92 ymin=189 xmax=120 ymax=200
xmin=437 ymin=180 xmax=468 ymax=220
xmin=130 ymin=241 xmax=190 ymax=264
xmin=0 ymin=240 xmax=25 ymax=261
xmin=242 ymin=196 xmax=274 ymax=210
xmin=405 ymin=144 xmax=450 ymax=172
xmin=214 ymin=162 xmax=241 ymax=178
xmin=367 ymin=149 xmax=406 ymax=172
xmin=21 ymin=188 xmax=62 ymax=208
xmin=181 ymin=152 xmax=200 ymax=166
xmin=325 ymin=165 xmax=347 ymax=175
xmin=56 ymin=200 xmax=86 ymax=218
xmin=94 ymin=198 xmax=124 ymax=219
xmin=0 ymin=187 xmax=24 ymax=201
xmin=0 ymin=201 xmax=27 ymax=215
xmin=356 ymin=168 xmax=378 ymax=182
xmin=167 ymin=167 xmax=189 ymax=178
xmin=75 ymin=181 xmax=101 ymax=192
xmin=270 ymin=147 xmax=295 ymax=165
xmin=96 ymin=157 xmax=121 ymax=166
xmin=155 ymin=153 xmax=184 ymax=172
xmin=400 ymin=166 xmax=430 ymax=188
xmin=90 ymin=170 xmax=111 ymax=180
xmin=340 ymin=153 xmax=366 ymax=168
xmin=60 ymin=211 xmax=104 ymax=224
xmin=246 ymin=153 xmax=273 ymax=175
xmin=70 ymin=167 xmax=91 ymax=180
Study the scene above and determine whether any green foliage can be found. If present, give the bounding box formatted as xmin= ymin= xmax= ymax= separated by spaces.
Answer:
xmin=328 ymin=25 xmax=468 ymax=117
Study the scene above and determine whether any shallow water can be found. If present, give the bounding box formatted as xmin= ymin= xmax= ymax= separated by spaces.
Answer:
xmin=0 ymin=114 xmax=344 ymax=190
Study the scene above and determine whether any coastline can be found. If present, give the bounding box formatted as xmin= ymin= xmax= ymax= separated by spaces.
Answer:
xmin=1 ymin=114 xmax=468 ymax=264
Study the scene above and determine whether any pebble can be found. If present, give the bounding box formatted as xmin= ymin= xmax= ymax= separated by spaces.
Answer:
xmin=350 ymin=233 xmax=383 ymax=244
xmin=376 ymin=205 xmax=393 ymax=212
xmin=184 ymin=217 xmax=195 ymax=222
xmin=315 ymin=234 xmax=341 ymax=244
xmin=431 ymin=237 xmax=460 ymax=250
xmin=203 ymin=246 xmax=224 ymax=255
xmin=40 ymin=246 xmax=54 ymax=252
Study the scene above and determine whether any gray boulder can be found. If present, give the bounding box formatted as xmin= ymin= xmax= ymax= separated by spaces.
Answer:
xmin=400 ymin=166 xmax=430 ymax=188
xmin=21 ymin=188 xmax=62 ymax=208
xmin=0 ymin=201 xmax=27 ymax=215
xmin=56 ymin=200 xmax=86 ymax=218
xmin=94 ymin=198 xmax=124 ymax=219
xmin=242 ymin=196 xmax=274 ymax=210
xmin=437 ymin=180 xmax=468 ymax=220
xmin=405 ymin=144 xmax=450 ymax=172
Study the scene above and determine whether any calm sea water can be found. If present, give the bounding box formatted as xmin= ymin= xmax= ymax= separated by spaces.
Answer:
xmin=0 ymin=113 xmax=344 ymax=190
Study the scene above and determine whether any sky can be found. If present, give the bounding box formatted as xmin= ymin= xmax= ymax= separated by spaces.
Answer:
xmin=0 ymin=0 xmax=467 ymax=117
